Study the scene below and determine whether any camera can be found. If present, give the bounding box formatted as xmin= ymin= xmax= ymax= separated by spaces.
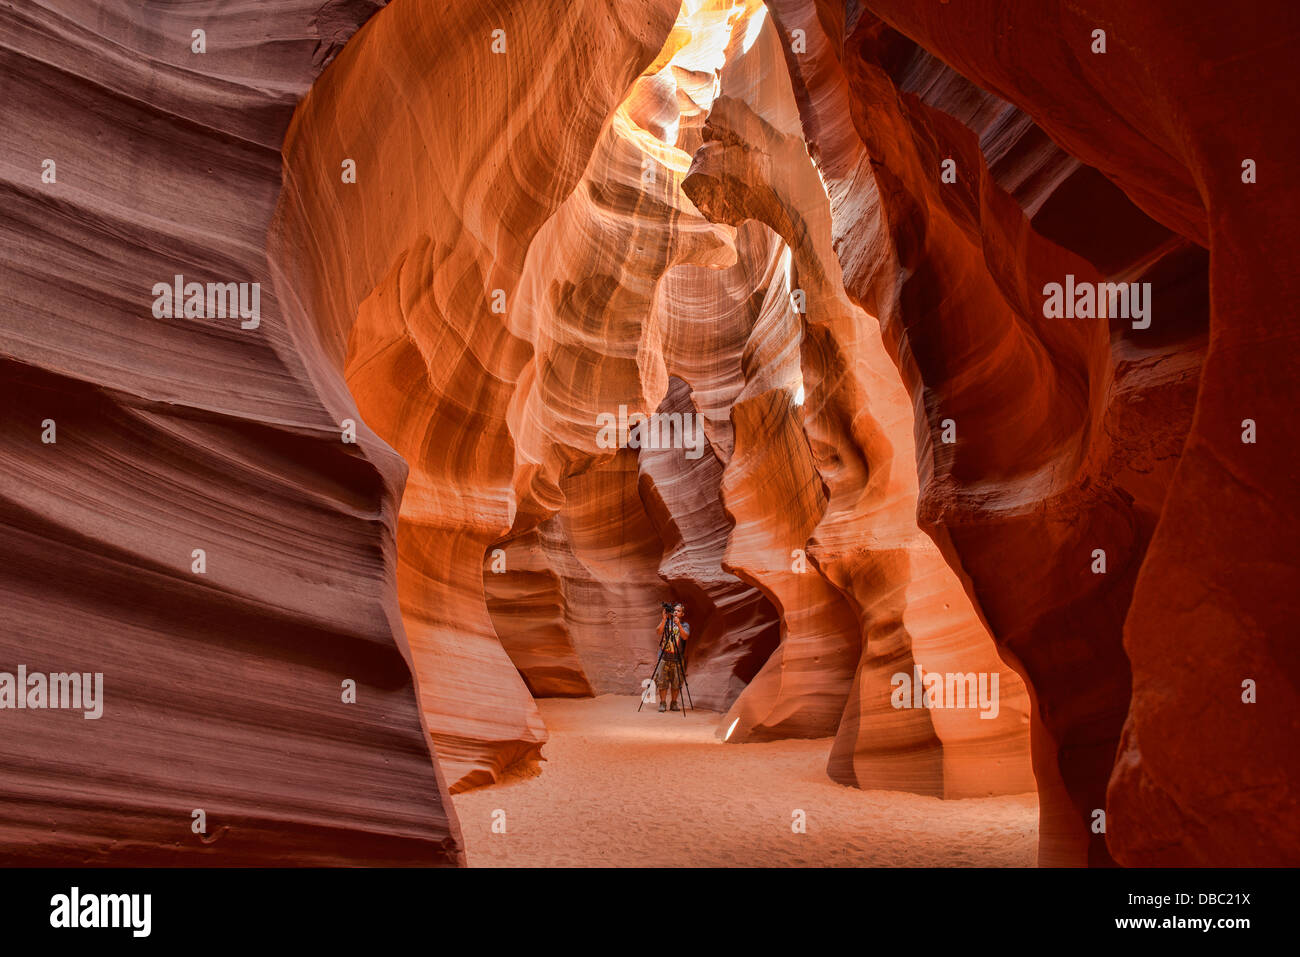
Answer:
xmin=661 ymin=601 xmax=675 ymax=612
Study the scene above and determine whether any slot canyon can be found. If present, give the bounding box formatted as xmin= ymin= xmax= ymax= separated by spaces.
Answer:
xmin=0 ymin=0 xmax=1295 ymax=869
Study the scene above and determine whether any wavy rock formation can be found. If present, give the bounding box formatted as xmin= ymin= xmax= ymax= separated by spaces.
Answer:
xmin=8 ymin=0 xmax=1286 ymax=869
xmin=638 ymin=375 xmax=782 ymax=711
xmin=683 ymin=8 xmax=1033 ymax=795
xmin=271 ymin=0 xmax=697 ymax=792
xmin=760 ymin=0 xmax=1298 ymax=864
xmin=0 ymin=0 xmax=461 ymax=864
xmin=483 ymin=526 xmax=594 ymax=698
xmin=272 ymin=0 xmax=1033 ymax=801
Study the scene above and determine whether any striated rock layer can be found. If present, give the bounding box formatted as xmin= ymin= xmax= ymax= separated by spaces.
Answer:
xmin=277 ymin=0 xmax=1034 ymax=800
xmin=9 ymin=0 xmax=1289 ymax=869
xmin=761 ymin=0 xmax=1298 ymax=864
xmin=683 ymin=7 xmax=1033 ymax=794
xmin=2 ymin=0 xmax=1039 ymax=850
xmin=271 ymin=0 xmax=699 ymax=791
xmin=0 ymin=0 xmax=461 ymax=864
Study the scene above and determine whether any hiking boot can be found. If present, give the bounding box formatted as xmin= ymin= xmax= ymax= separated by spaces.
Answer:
xmin=670 ymin=702 xmax=680 ymax=711
xmin=658 ymin=702 xmax=667 ymax=712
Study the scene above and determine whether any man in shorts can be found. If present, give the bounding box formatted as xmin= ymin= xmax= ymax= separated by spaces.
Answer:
xmin=654 ymin=601 xmax=690 ymax=712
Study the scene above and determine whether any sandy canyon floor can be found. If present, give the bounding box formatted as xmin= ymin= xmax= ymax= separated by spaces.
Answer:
xmin=451 ymin=695 xmax=1038 ymax=867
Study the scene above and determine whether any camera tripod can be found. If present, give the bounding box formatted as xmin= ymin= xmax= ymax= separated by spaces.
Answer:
xmin=637 ymin=618 xmax=693 ymax=715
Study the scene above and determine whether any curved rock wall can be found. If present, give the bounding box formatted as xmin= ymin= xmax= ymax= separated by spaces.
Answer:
xmin=761 ymin=0 xmax=1297 ymax=864
xmin=9 ymin=0 xmax=1284 ymax=868
xmin=273 ymin=0 xmax=1033 ymax=802
xmin=0 ymin=0 xmax=460 ymax=864
xmin=270 ymin=0 xmax=684 ymax=792
xmin=683 ymin=8 xmax=1034 ymax=794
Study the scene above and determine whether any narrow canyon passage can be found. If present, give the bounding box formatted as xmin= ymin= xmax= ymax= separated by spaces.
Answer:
xmin=452 ymin=697 xmax=1037 ymax=867
xmin=247 ymin=0 xmax=1296 ymax=867
xmin=268 ymin=0 xmax=1206 ymax=865
xmin=4 ymin=0 xmax=1286 ymax=870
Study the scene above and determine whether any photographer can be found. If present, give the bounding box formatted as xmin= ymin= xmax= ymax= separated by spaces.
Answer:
xmin=654 ymin=601 xmax=690 ymax=712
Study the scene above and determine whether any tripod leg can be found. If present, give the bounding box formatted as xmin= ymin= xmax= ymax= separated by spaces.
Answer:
xmin=677 ymin=656 xmax=687 ymax=716
xmin=675 ymin=654 xmax=692 ymax=713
